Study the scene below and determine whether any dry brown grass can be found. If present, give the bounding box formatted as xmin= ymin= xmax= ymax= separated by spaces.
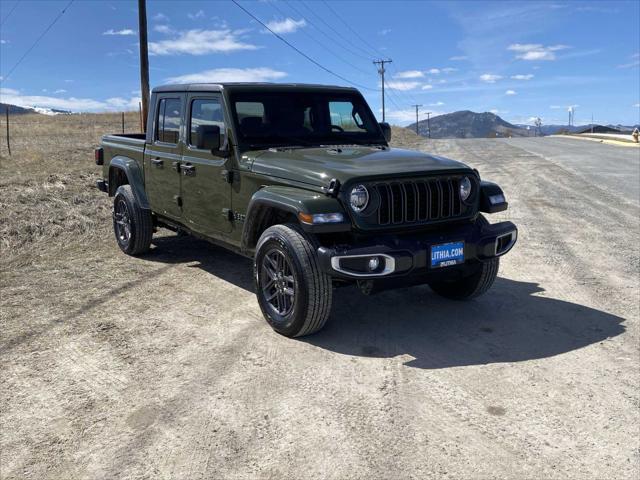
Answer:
xmin=0 ymin=115 xmax=420 ymax=267
xmin=0 ymin=112 xmax=139 ymax=266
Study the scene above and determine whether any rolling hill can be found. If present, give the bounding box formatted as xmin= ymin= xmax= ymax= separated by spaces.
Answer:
xmin=408 ymin=110 xmax=527 ymax=139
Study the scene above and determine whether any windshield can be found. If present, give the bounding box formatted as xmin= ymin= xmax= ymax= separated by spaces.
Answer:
xmin=229 ymin=91 xmax=386 ymax=148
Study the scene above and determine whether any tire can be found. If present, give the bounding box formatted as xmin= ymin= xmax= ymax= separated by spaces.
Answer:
xmin=254 ymin=223 xmax=333 ymax=337
xmin=112 ymin=185 xmax=153 ymax=255
xmin=428 ymin=215 xmax=499 ymax=300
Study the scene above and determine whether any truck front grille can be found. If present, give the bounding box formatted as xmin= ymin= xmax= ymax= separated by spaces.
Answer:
xmin=374 ymin=177 xmax=466 ymax=226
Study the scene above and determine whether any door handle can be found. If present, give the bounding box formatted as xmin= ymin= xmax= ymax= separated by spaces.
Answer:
xmin=182 ymin=164 xmax=196 ymax=176
xmin=151 ymin=158 xmax=163 ymax=167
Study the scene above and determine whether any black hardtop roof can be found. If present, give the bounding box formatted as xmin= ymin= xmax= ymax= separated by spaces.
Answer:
xmin=152 ymin=82 xmax=360 ymax=94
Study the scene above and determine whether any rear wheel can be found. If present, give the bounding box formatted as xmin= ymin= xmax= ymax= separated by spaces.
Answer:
xmin=254 ymin=224 xmax=332 ymax=337
xmin=429 ymin=215 xmax=499 ymax=300
xmin=113 ymin=185 xmax=153 ymax=255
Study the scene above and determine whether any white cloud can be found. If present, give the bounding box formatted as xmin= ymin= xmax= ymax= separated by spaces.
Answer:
xmin=421 ymin=84 xmax=433 ymax=90
xmin=264 ymin=18 xmax=306 ymax=34
xmin=0 ymin=87 xmax=140 ymax=112
xmin=0 ymin=39 xmax=7 ymax=44
xmin=429 ymin=101 xmax=445 ymax=106
xmin=511 ymin=74 xmax=534 ymax=80
xmin=633 ymin=103 xmax=640 ymax=108
xmin=394 ymin=70 xmax=424 ymax=79
xmin=54 ymin=89 xmax=67 ymax=94
xmin=441 ymin=67 xmax=457 ymax=73
xmin=187 ymin=10 xmax=205 ymax=20
xmin=449 ymin=55 xmax=468 ymax=61
xmin=505 ymin=89 xmax=517 ymax=95
xmin=428 ymin=68 xmax=441 ymax=74
xmin=618 ymin=53 xmax=640 ymax=69
xmin=508 ymin=43 xmax=570 ymax=61
xmin=490 ymin=109 xmax=508 ymax=115
xmin=103 ymin=29 xmax=136 ymax=36
xmin=385 ymin=81 xmax=422 ymax=91
xmin=378 ymin=28 xmax=392 ymax=35
xmin=153 ymin=13 xmax=169 ymax=22
xmin=149 ymin=29 xmax=259 ymax=55
xmin=479 ymin=73 xmax=502 ymax=83
xmin=550 ymin=104 xmax=579 ymax=110
xmin=154 ymin=25 xmax=174 ymax=34
xmin=166 ymin=67 xmax=287 ymax=84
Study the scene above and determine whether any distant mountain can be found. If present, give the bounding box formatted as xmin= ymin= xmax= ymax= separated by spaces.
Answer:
xmin=408 ymin=110 xmax=527 ymax=139
xmin=514 ymin=123 xmax=640 ymax=135
xmin=0 ymin=103 xmax=37 ymax=115
xmin=0 ymin=103 xmax=74 ymax=115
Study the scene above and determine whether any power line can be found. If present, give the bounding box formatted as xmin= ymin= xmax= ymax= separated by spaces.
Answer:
xmin=293 ymin=0 xmax=373 ymax=62
xmin=319 ymin=0 xmax=384 ymax=58
xmin=267 ymin=0 xmax=372 ymax=76
xmin=0 ymin=0 xmax=20 ymax=27
xmin=0 ymin=0 xmax=74 ymax=83
xmin=231 ymin=0 xmax=376 ymax=91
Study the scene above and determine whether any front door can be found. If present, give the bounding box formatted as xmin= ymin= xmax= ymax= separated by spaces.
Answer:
xmin=144 ymin=94 xmax=185 ymax=220
xmin=180 ymin=94 xmax=232 ymax=236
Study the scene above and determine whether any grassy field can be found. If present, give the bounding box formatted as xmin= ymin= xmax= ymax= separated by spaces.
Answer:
xmin=0 ymin=112 xmax=144 ymax=266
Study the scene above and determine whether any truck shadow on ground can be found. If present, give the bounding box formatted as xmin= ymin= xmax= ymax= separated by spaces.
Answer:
xmin=148 ymin=235 xmax=626 ymax=370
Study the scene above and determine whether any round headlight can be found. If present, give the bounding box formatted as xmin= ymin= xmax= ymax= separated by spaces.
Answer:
xmin=459 ymin=176 xmax=472 ymax=202
xmin=349 ymin=185 xmax=369 ymax=212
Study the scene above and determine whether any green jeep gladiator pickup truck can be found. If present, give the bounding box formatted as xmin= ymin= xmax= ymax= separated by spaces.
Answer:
xmin=95 ymin=83 xmax=517 ymax=337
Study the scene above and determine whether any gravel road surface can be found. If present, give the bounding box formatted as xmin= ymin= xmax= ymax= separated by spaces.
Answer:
xmin=1 ymin=138 xmax=638 ymax=480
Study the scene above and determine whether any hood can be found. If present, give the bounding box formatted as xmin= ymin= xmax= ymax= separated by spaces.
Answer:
xmin=248 ymin=146 xmax=470 ymax=188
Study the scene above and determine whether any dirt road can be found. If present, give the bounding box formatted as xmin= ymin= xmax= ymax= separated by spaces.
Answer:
xmin=1 ymin=134 xmax=638 ymax=479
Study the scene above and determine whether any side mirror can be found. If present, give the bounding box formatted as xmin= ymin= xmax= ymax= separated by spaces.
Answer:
xmin=196 ymin=124 xmax=222 ymax=151
xmin=379 ymin=122 xmax=391 ymax=143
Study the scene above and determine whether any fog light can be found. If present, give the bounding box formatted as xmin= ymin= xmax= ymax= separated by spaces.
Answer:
xmin=368 ymin=257 xmax=380 ymax=271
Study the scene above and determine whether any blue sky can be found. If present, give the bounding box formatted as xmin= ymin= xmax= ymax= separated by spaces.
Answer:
xmin=0 ymin=0 xmax=638 ymax=126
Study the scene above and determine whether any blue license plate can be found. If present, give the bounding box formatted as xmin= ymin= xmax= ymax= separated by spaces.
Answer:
xmin=431 ymin=241 xmax=465 ymax=268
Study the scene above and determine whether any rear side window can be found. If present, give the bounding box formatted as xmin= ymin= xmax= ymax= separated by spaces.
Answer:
xmin=155 ymin=98 xmax=182 ymax=144
xmin=189 ymin=98 xmax=225 ymax=147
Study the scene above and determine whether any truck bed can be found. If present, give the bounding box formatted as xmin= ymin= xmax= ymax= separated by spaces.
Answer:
xmin=101 ymin=133 xmax=147 ymax=179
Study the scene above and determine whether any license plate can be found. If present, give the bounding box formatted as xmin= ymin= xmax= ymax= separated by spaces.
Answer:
xmin=431 ymin=241 xmax=465 ymax=268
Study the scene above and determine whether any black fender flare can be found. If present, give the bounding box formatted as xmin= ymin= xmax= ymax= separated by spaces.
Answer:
xmin=479 ymin=180 xmax=508 ymax=213
xmin=108 ymin=156 xmax=150 ymax=209
xmin=241 ymin=186 xmax=350 ymax=250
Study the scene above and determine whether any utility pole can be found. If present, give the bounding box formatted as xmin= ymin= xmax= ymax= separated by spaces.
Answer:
xmin=426 ymin=112 xmax=431 ymax=139
xmin=5 ymin=106 xmax=10 ymax=157
xmin=412 ymin=104 xmax=422 ymax=135
xmin=373 ymin=59 xmax=392 ymax=122
xmin=138 ymin=0 xmax=150 ymax=132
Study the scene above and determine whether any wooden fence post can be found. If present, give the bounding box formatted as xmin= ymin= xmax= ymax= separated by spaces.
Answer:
xmin=122 ymin=112 xmax=125 ymax=134
xmin=5 ymin=106 xmax=10 ymax=156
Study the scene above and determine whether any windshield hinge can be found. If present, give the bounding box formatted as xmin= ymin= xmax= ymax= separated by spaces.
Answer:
xmin=324 ymin=178 xmax=340 ymax=197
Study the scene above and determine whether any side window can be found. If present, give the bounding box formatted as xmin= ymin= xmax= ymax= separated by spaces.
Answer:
xmin=189 ymin=98 xmax=225 ymax=148
xmin=328 ymin=101 xmax=367 ymax=132
xmin=155 ymin=97 xmax=182 ymax=144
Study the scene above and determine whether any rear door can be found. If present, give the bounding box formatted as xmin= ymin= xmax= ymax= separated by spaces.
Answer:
xmin=180 ymin=94 xmax=232 ymax=235
xmin=144 ymin=94 xmax=185 ymax=220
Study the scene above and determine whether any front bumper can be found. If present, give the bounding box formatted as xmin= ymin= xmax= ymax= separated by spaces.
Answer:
xmin=317 ymin=219 xmax=517 ymax=280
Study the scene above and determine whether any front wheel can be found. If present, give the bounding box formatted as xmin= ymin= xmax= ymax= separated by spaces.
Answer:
xmin=429 ymin=215 xmax=499 ymax=300
xmin=254 ymin=224 xmax=332 ymax=337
